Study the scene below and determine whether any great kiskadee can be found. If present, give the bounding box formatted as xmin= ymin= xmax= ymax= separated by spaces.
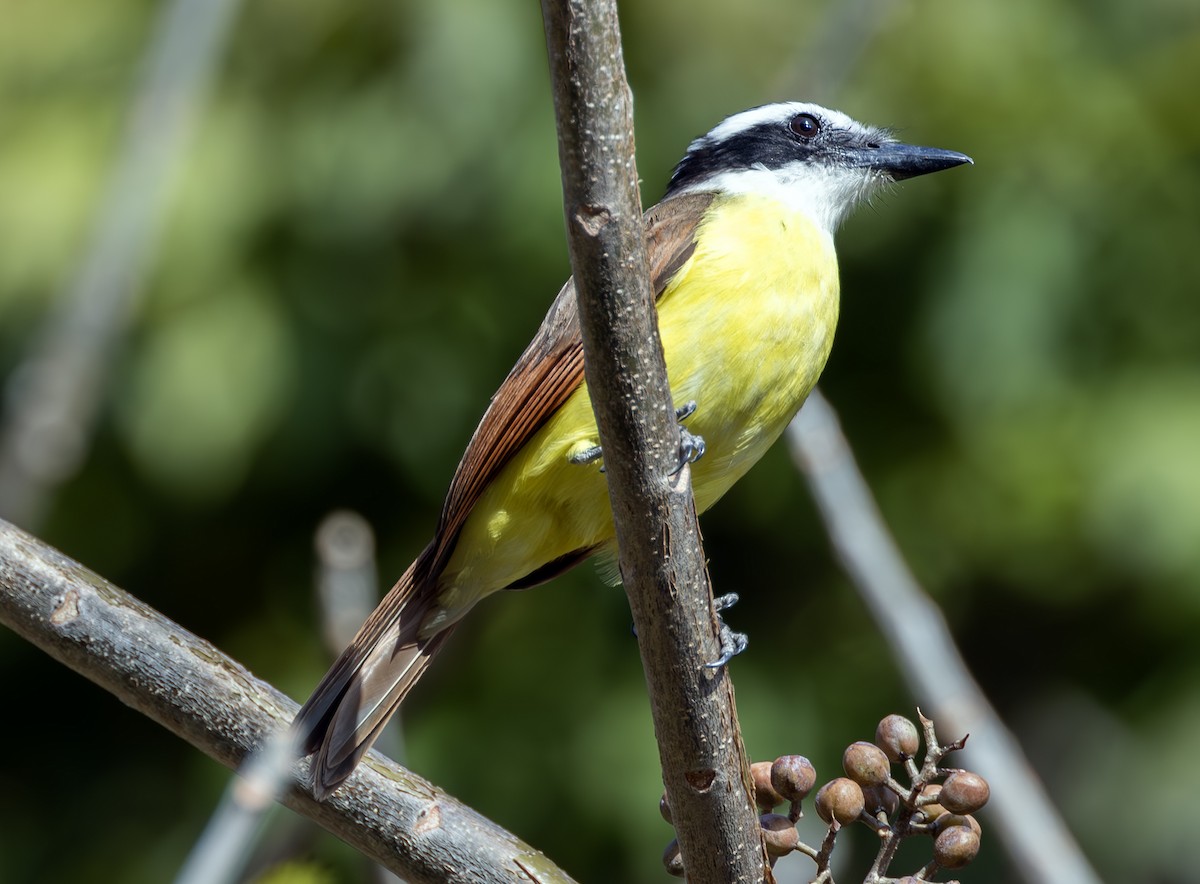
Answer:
xmin=295 ymin=102 xmax=971 ymax=798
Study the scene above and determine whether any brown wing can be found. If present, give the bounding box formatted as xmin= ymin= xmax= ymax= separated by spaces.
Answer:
xmin=295 ymin=190 xmax=716 ymax=798
xmin=429 ymin=190 xmax=715 ymax=569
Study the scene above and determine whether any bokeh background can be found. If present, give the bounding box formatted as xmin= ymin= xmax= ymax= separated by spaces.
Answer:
xmin=2 ymin=0 xmax=1199 ymax=881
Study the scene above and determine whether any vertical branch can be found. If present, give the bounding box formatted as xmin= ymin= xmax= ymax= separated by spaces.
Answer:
xmin=538 ymin=2 xmax=769 ymax=882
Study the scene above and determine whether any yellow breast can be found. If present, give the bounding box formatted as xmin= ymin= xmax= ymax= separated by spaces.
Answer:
xmin=656 ymin=192 xmax=840 ymax=510
xmin=431 ymin=192 xmax=840 ymax=626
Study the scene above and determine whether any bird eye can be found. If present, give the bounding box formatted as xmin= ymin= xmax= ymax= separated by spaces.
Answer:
xmin=790 ymin=113 xmax=820 ymax=139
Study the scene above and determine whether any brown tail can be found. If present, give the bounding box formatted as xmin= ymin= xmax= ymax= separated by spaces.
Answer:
xmin=293 ymin=542 xmax=452 ymax=800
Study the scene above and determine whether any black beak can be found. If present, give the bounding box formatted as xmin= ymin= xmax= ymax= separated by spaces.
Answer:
xmin=854 ymin=142 xmax=973 ymax=181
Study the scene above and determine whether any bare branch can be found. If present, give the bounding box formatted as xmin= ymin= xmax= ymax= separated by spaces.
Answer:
xmin=538 ymin=2 xmax=768 ymax=882
xmin=315 ymin=509 xmax=382 ymax=655
xmin=174 ymin=728 xmax=298 ymax=884
xmin=0 ymin=519 xmax=578 ymax=884
xmin=787 ymin=389 xmax=1101 ymax=884
xmin=0 ymin=0 xmax=243 ymax=528
xmin=177 ymin=510 xmax=399 ymax=884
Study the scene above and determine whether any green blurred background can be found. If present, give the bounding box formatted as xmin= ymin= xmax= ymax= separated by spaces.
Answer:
xmin=2 ymin=0 xmax=1198 ymax=881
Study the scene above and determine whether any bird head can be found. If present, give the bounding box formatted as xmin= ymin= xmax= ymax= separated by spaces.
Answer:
xmin=666 ymin=102 xmax=972 ymax=233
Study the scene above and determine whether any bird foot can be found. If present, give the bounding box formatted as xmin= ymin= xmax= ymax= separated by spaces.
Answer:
xmin=568 ymin=400 xmax=706 ymax=476
xmin=705 ymin=592 xmax=748 ymax=669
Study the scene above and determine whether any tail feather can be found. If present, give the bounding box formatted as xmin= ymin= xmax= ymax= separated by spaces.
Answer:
xmin=293 ymin=542 xmax=452 ymax=799
xmin=309 ymin=627 xmax=455 ymax=799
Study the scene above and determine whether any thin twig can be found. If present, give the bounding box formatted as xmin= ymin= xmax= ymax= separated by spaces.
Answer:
xmin=174 ymin=729 xmax=298 ymax=884
xmin=787 ymin=389 xmax=1100 ymax=884
xmin=312 ymin=511 xmax=406 ymax=763
xmin=177 ymin=510 xmax=399 ymax=884
xmin=314 ymin=511 xmax=404 ymax=883
xmin=0 ymin=0 xmax=242 ymax=528
xmin=0 ymin=518 xmax=579 ymax=884
xmin=316 ymin=510 xmax=382 ymax=655
xmin=772 ymin=0 xmax=900 ymax=98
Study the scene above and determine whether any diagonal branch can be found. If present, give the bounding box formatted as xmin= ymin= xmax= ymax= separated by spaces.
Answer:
xmin=0 ymin=518 xmax=578 ymax=884
xmin=788 ymin=389 xmax=1101 ymax=884
xmin=0 ymin=0 xmax=243 ymax=529
xmin=539 ymin=2 xmax=768 ymax=882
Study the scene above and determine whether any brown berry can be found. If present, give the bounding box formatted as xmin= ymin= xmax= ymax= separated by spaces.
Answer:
xmin=759 ymin=813 xmax=799 ymax=856
xmin=917 ymin=784 xmax=946 ymax=823
xmin=875 ymin=714 xmax=920 ymax=762
xmin=933 ymin=823 xmax=981 ymax=869
xmin=814 ymin=777 xmax=865 ymax=826
xmin=862 ymin=784 xmax=899 ymax=816
xmin=770 ymin=755 xmax=817 ymax=802
xmin=662 ymin=838 xmax=684 ymax=877
xmin=940 ymin=771 xmax=990 ymax=814
xmin=843 ymin=741 xmax=891 ymax=787
xmin=751 ymin=761 xmax=784 ymax=810
xmin=935 ymin=813 xmax=982 ymax=839
xmin=659 ymin=792 xmax=672 ymax=824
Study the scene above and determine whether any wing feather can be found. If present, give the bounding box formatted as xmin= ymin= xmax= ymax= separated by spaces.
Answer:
xmin=294 ymin=190 xmax=715 ymax=798
xmin=431 ymin=191 xmax=714 ymax=567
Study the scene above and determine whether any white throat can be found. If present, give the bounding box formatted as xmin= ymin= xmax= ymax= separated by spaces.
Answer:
xmin=677 ymin=161 xmax=881 ymax=236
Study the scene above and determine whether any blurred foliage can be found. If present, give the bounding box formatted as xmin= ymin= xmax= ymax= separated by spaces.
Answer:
xmin=2 ymin=0 xmax=1199 ymax=881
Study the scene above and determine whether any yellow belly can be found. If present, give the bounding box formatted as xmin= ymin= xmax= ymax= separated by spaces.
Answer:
xmin=429 ymin=193 xmax=840 ymax=630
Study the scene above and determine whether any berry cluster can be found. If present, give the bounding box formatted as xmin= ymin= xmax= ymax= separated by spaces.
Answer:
xmin=660 ymin=712 xmax=989 ymax=883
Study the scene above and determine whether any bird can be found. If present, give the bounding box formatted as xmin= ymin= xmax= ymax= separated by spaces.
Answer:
xmin=293 ymin=101 xmax=971 ymax=799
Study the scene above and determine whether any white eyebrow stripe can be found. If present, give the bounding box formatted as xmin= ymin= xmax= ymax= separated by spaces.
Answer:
xmin=696 ymin=102 xmax=861 ymax=147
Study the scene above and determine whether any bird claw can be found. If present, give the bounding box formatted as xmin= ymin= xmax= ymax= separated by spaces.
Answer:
xmin=568 ymin=400 xmax=706 ymax=477
xmin=568 ymin=444 xmax=605 ymax=470
xmin=705 ymin=592 xmax=748 ymax=669
xmin=669 ymin=400 xmax=705 ymax=476
xmin=632 ymin=592 xmax=747 ymax=668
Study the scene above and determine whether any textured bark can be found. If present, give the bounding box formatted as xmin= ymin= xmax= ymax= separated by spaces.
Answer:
xmin=0 ymin=519 xmax=577 ymax=884
xmin=539 ymin=2 xmax=770 ymax=882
